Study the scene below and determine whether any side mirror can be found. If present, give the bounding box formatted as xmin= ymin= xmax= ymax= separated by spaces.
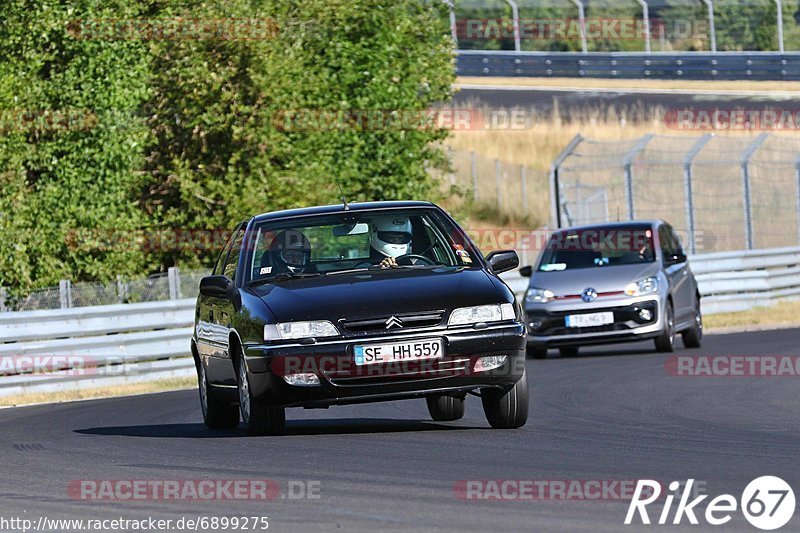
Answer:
xmin=199 ymin=275 xmax=236 ymax=299
xmin=519 ymin=265 xmax=533 ymax=277
xmin=485 ymin=250 xmax=519 ymax=275
xmin=666 ymin=252 xmax=687 ymax=265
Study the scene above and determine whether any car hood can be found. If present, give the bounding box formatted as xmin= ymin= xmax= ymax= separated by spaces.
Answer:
xmin=530 ymin=262 xmax=660 ymax=295
xmin=248 ymin=267 xmax=501 ymax=322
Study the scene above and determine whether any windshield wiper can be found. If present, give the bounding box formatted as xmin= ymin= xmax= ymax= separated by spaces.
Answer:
xmin=248 ymin=271 xmax=322 ymax=287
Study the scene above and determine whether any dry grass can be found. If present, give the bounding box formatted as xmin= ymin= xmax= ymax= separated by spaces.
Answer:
xmin=0 ymin=376 xmax=195 ymax=408
xmin=457 ymin=76 xmax=800 ymax=93
xmin=704 ymin=300 xmax=800 ymax=333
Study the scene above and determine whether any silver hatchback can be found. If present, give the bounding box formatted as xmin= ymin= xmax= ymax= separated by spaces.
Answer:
xmin=521 ymin=220 xmax=702 ymax=358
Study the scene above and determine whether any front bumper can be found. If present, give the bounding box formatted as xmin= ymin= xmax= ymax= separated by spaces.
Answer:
xmin=525 ymin=296 xmax=663 ymax=348
xmin=241 ymin=322 xmax=526 ymax=408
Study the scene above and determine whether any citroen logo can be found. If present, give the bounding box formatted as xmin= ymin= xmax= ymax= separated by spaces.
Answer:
xmin=385 ymin=315 xmax=403 ymax=329
xmin=581 ymin=287 xmax=598 ymax=303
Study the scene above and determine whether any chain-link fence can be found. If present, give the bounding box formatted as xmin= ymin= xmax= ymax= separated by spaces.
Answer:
xmin=1 ymin=268 xmax=210 ymax=313
xmin=552 ymin=133 xmax=800 ymax=254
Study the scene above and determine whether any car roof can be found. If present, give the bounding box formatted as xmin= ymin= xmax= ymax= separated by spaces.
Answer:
xmin=251 ymin=201 xmax=437 ymax=223
xmin=552 ymin=219 xmax=663 ymax=234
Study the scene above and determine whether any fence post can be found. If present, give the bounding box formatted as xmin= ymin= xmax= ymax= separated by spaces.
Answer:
xmin=0 ymin=288 xmax=7 ymax=313
xmin=702 ymin=0 xmax=716 ymax=52
xmin=168 ymin=267 xmax=181 ymax=300
xmin=495 ymin=159 xmax=503 ymax=211
xmin=683 ymin=134 xmax=713 ymax=254
xmin=775 ymin=0 xmax=785 ymax=53
xmin=443 ymin=0 xmax=457 ymax=46
xmin=570 ymin=0 xmax=588 ymax=53
xmin=59 ymin=280 xmax=72 ymax=309
xmin=471 ymin=151 xmax=478 ymax=201
xmin=504 ymin=0 xmax=521 ymax=52
xmin=622 ymin=134 xmax=654 ymax=220
xmin=636 ymin=0 xmax=651 ymax=53
xmin=520 ymin=165 xmax=528 ymax=215
xmin=549 ymin=134 xmax=584 ymax=228
xmin=740 ymin=133 xmax=769 ymax=250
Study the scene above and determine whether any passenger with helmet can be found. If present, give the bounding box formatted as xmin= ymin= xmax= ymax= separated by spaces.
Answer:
xmin=263 ymin=229 xmax=313 ymax=274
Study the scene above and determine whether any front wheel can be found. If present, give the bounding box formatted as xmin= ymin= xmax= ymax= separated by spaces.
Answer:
xmin=198 ymin=361 xmax=239 ymax=430
xmin=481 ymin=367 xmax=529 ymax=429
xmin=682 ymin=296 xmax=703 ymax=348
xmin=426 ymin=394 xmax=465 ymax=421
xmin=236 ymin=353 xmax=285 ymax=436
xmin=654 ymin=301 xmax=675 ymax=353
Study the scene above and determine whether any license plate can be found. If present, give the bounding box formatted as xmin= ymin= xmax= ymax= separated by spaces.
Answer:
xmin=354 ymin=338 xmax=443 ymax=366
xmin=565 ymin=312 xmax=614 ymax=328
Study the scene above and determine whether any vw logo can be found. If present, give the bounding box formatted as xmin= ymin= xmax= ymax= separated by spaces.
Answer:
xmin=385 ymin=315 xmax=403 ymax=329
xmin=581 ymin=288 xmax=598 ymax=303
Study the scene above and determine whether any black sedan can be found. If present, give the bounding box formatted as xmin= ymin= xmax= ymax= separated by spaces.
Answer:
xmin=192 ymin=201 xmax=528 ymax=435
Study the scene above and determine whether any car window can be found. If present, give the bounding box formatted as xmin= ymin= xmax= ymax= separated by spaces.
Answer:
xmin=538 ymin=226 xmax=655 ymax=271
xmin=213 ymin=231 xmax=235 ymax=276
xmin=659 ymin=225 xmax=680 ymax=262
xmin=246 ymin=209 xmax=472 ymax=283
xmin=222 ymin=227 xmax=245 ymax=281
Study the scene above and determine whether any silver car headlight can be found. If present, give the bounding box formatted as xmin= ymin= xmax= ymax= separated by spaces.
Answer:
xmin=525 ymin=287 xmax=556 ymax=304
xmin=264 ymin=320 xmax=339 ymax=341
xmin=448 ymin=304 xmax=515 ymax=326
xmin=625 ymin=276 xmax=659 ymax=296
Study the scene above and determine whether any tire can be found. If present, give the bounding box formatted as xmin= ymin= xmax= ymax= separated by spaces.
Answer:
xmin=527 ymin=346 xmax=547 ymax=359
xmin=481 ymin=367 xmax=529 ymax=429
xmin=198 ymin=361 xmax=239 ymax=430
xmin=654 ymin=301 xmax=675 ymax=353
xmin=682 ymin=295 xmax=703 ymax=348
xmin=236 ymin=353 xmax=285 ymax=436
xmin=559 ymin=346 xmax=579 ymax=357
xmin=426 ymin=394 xmax=465 ymax=421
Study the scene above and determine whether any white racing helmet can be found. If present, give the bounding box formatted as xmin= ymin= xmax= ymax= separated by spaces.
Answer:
xmin=370 ymin=216 xmax=412 ymax=258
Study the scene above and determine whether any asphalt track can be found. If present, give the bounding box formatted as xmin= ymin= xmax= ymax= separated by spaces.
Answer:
xmin=1 ymin=328 xmax=798 ymax=532
xmin=454 ymin=86 xmax=800 ymax=120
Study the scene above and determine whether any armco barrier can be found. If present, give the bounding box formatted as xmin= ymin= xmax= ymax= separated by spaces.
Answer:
xmin=500 ymin=246 xmax=800 ymax=314
xmin=457 ymin=51 xmax=800 ymax=80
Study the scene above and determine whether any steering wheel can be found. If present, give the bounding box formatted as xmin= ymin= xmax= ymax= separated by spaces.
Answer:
xmin=395 ymin=254 xmax=435 ymax=266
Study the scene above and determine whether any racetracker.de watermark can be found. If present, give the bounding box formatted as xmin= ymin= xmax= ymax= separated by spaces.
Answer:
xmin=456 ymin=18 xmax=708 ymax=41
xmin=665 ymin=108 xmax=800 ymax=131
xmin=0 ymin=109 xmax=98 ymax=134
xmin=68 ymin=479 xmax=320 ymax=501
xmin=665 ymin=355 xmax=800 ymax=377
xmin=453 ymin=479 xmax=707 ymax=501
xmin=67 ymin=18 xmax=279 ymax=41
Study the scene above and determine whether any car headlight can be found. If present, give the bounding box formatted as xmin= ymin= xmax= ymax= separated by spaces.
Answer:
xmin=525 ymin=287 xmax=555 ymax=304
xmin=264 ymin=320 xmax=339 ymax=341
xmin=448 ymin=303 xmax=516 ymax=326
xmin=625 ymin=276 xmax=659 ymax=296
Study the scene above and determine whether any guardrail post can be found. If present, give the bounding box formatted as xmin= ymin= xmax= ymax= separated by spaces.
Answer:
xmin=683 ymin=134 xmax=713 ymax=254
xmin=775 ymin=0 xmax=784 ymax=52
xmin=702 ymin=0 xmax=716 ymax=52
xmin=549 ymin=134 xmax=584 ymax=228
xmin=0 ymin=288 xmax=7 ymax=313
xmin=471 ymin=151 xmax=478 ymax=201
xmin=570 ymin=0 xmax=588 ymax=53
xmin=740 ymin=133 xmax=769 ymax=250
xmin=59 ymin=280 xmax=72 ymax=309
xmin=622 ymin=134 xmax=654 ymax=220
xmin=168 ymin=267 xmax=181 ymax=300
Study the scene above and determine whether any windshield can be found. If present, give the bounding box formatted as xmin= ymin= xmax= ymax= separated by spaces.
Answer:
xmin=538 ymin=226 xmax=655 ymax=271
xmin=244 ymin=209 xmax=477 ymax=284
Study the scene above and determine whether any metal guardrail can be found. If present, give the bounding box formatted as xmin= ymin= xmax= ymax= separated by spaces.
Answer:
xmin=456 ymin=51 xmax=800 ymax=80
xmin=2 ymin=245 xmax=798 ymax=398
xmin=500 ymin=246 xmax=800 ymax=315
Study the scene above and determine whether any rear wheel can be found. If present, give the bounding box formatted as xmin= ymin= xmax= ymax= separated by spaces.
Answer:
xmin=481 ymin=367 xmax=529 ymax=429
xmin=559 ymin=346 xmax=579 ymax=357
xmin=236 ymin=353 xmax=285 ymax=436
xmin=654 ymin=301 xmax=675 ymax=353
xmin=682 ymin=296 xmax=703 ymax=348
xmin=426 ymin=394 xmax=465 ymax=421
xmin=198 ymin=361 xmax=239 ymax=429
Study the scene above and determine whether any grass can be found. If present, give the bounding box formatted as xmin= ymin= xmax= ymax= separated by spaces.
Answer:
xmin=457 ymin=76 xmax=800 ymax=92
xmin=0 ymin=376 xmax=196 ymax=408
xmin=704 ymin=300 xmax=800 ymax=332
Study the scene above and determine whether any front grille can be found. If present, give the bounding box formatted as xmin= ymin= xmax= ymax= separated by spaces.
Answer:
xmin=323 ymin=357 xmax=470 ymax=386
xmin=340 ymin=311 xmax=444 ymax=334
xmin=526 ymin=302 xmax=657 ymax=337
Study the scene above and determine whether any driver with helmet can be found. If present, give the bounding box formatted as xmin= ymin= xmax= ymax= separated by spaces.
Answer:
xmin=369 ymin=215 xmax=414 ymax=268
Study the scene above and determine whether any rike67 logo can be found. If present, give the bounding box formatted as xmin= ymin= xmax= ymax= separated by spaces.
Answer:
xmin=625 ymin=477 xmax=795 ymax=530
